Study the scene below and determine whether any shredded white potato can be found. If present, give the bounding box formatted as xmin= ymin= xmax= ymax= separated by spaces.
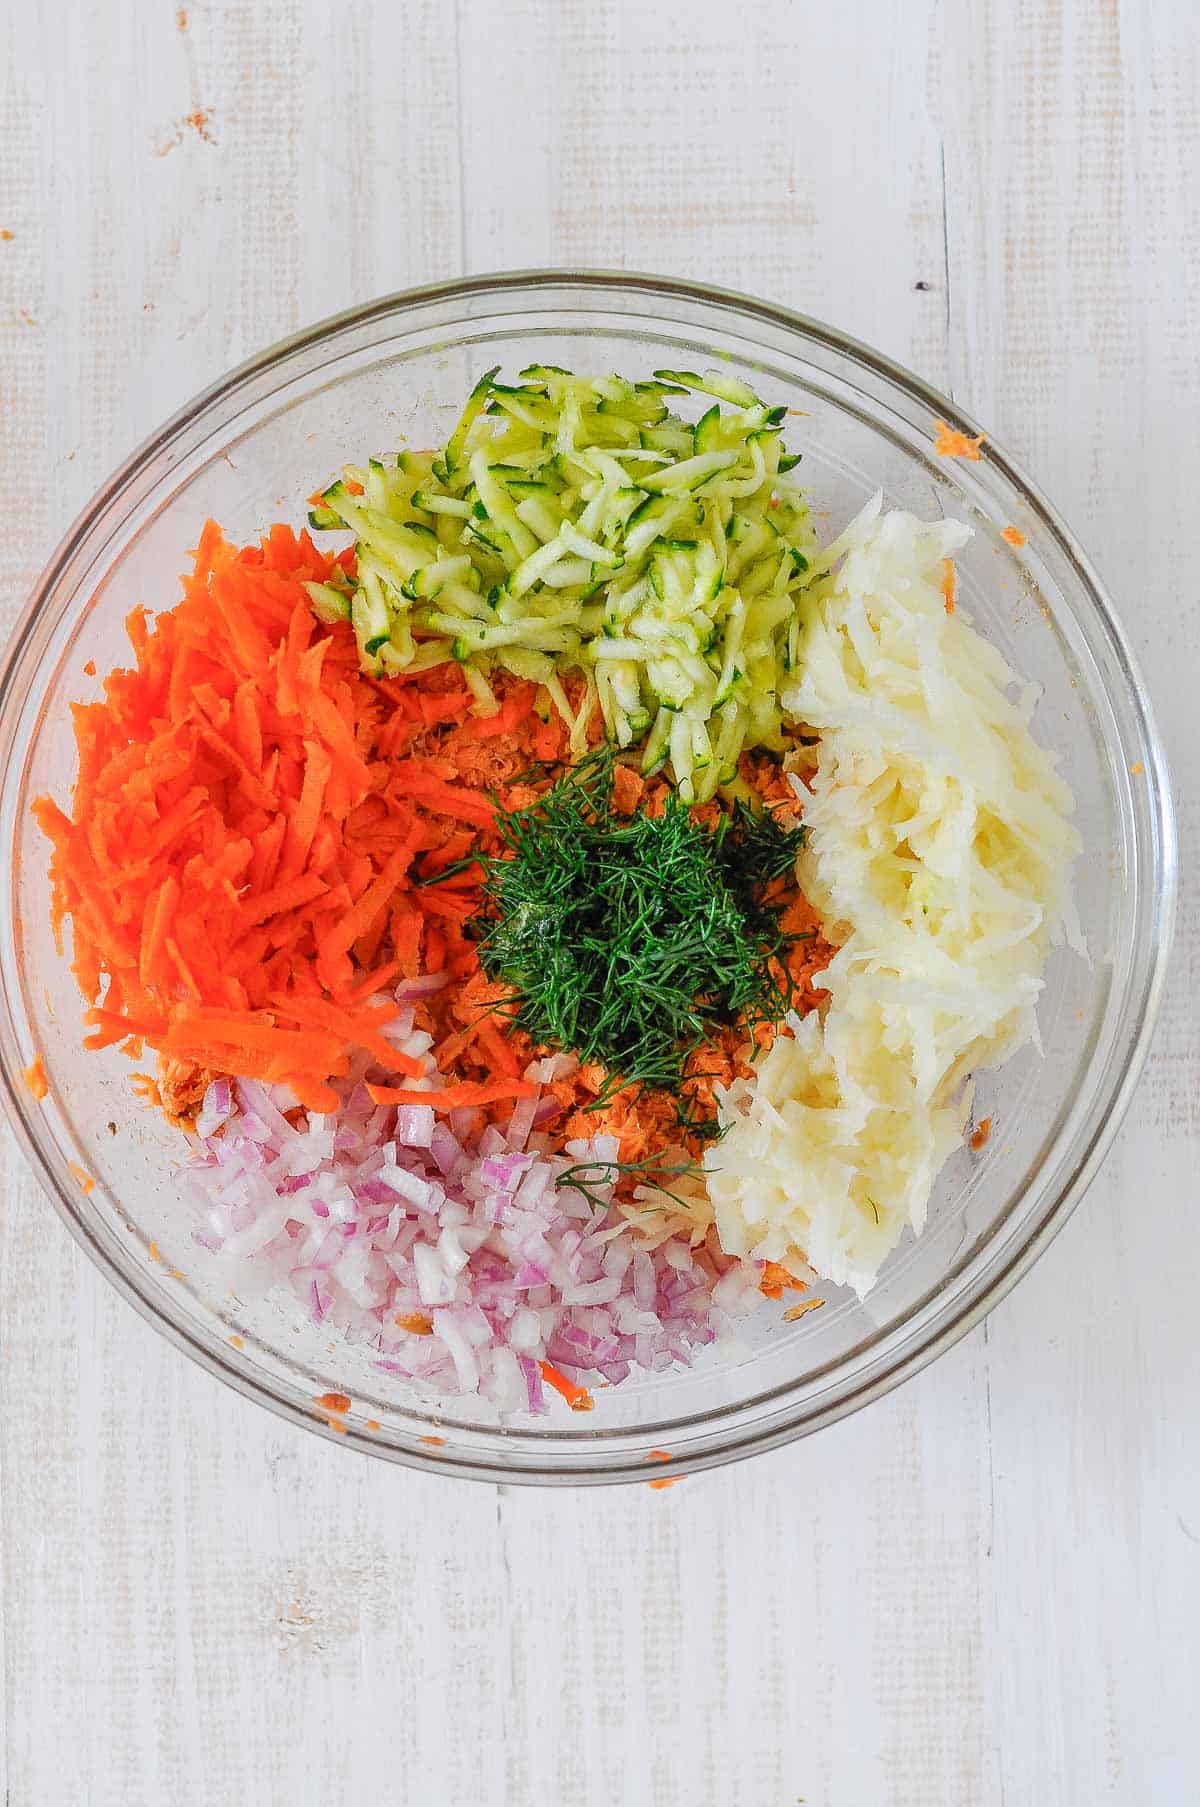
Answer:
xmin=704 ymin=501 xmax=1082 ymax=1295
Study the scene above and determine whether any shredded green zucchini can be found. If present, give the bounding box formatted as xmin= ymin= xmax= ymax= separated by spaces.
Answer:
xmin=308 ymin=367 xmax=818 ymax=801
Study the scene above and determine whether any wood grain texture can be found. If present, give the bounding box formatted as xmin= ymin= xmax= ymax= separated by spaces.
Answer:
xmin=0 ymin=0 xmax=1196 ymax=1801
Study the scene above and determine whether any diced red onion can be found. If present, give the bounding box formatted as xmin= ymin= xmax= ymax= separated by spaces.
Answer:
xmin=396 ymin=1105 xmax=436 ymax=1149
xmin=394 ymin=971 xmax=450 ymax=1001
xmin=182 ymin=1034 xmax=753 ymax=1417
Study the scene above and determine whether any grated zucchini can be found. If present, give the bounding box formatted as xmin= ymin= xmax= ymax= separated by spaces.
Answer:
xmin=308 ymin=366 xmax=818 ymax=800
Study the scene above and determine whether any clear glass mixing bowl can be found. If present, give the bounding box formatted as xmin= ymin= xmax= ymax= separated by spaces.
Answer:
xmin=0 ymin=272 xmax=1175 ymax=1483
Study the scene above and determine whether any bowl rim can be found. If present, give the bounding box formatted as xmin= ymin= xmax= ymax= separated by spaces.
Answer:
xmin=0 ymin=268 xmax=1178 ymax=1484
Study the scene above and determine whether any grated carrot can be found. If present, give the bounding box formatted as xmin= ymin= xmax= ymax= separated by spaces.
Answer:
xmin=366 ymin=1078 xmax=535 ymax=1112
xmin=970 ymin=1115 xmax=993 ymax=1152
xmin=1001 ymin=524 xmax=1026 ymax=547
xmin=314 ymin=1391 xmax=351 ymax=1413
xmin=69 ymin=1160 xmax=96 ymax=1194
xmin=22 ymin=1056 xmax=48 ymax=1101
xmin=933 ymin=420 xmax=985 ymax=461
xmin=759 ymin=1259 xmax=807 ymax=1300
xmin=941 ymin=558 xmax=957 ymax=615
xmin=33 ymin=524 xmax=428 ymax=1109
xmin=539 ymin=1360 xmax=594 ymax=1411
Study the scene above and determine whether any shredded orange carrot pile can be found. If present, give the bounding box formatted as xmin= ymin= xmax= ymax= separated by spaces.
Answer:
xmin=1001 ymin=524 xmax=1026 ymax=547
xmin=38 ymin=519 xmax=834 ymax=1172
xmin=33 ymin=522 xmax=511 ymax=1113
xmin=933 ymin=420 xmax=985 ymax=461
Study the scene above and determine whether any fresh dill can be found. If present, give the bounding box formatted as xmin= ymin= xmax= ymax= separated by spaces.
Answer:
xmin=472 ymin=747 xmax=806 ymax=1101
xmin=554 ymin=1153 xmax=700 ymax=1215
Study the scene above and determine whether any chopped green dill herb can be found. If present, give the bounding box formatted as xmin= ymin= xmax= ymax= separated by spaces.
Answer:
xmin=472 ymin=748 xmax=806 ymax=1100
xmin=554 ymin=1154 xmax=700 ymax=1215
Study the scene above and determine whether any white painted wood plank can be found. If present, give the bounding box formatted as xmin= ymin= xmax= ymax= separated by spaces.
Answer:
xmin=939 ymin=1 xmax=1200 ymax=1800
xmin=0 ymin=0 xmax=1196 ymax=1802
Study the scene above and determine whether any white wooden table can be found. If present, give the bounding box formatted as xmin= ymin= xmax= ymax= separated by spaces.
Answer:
xmin=1 ymin=2 xmax=1196 ymax=1801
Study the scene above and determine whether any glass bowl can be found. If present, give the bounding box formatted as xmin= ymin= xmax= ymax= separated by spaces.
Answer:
xmin=0 ymin=272 xmax=1175 ymax=1484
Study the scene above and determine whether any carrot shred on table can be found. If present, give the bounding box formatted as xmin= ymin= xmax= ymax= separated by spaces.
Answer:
xmin=314 ymin=1391 xmax=351 ymax=1413
xmin=539 ymin=1360 xmax=594 ymax=1412
xmin=933 ymin=420 xmax=985 ymax=461
xmin=646 ymin=1449 xmax=673 ymax=1463
xmin=970 ymin=1115 xmax=993 ymax=1152
xmin=68 ymin=1160 xmax=96 ymax=1194
xmin=22 ymin=1056 xmax=48 ymax=1101
xmin=1001 ymin=524 xmax=1026 ymax=547
xmin=420 ymin=1434 xmax=446 ymax=1447
xmin=648 ymin=1477 xmax=678 ymax=1491
xmin=941 ymin=558 xmax=957 ymax=615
